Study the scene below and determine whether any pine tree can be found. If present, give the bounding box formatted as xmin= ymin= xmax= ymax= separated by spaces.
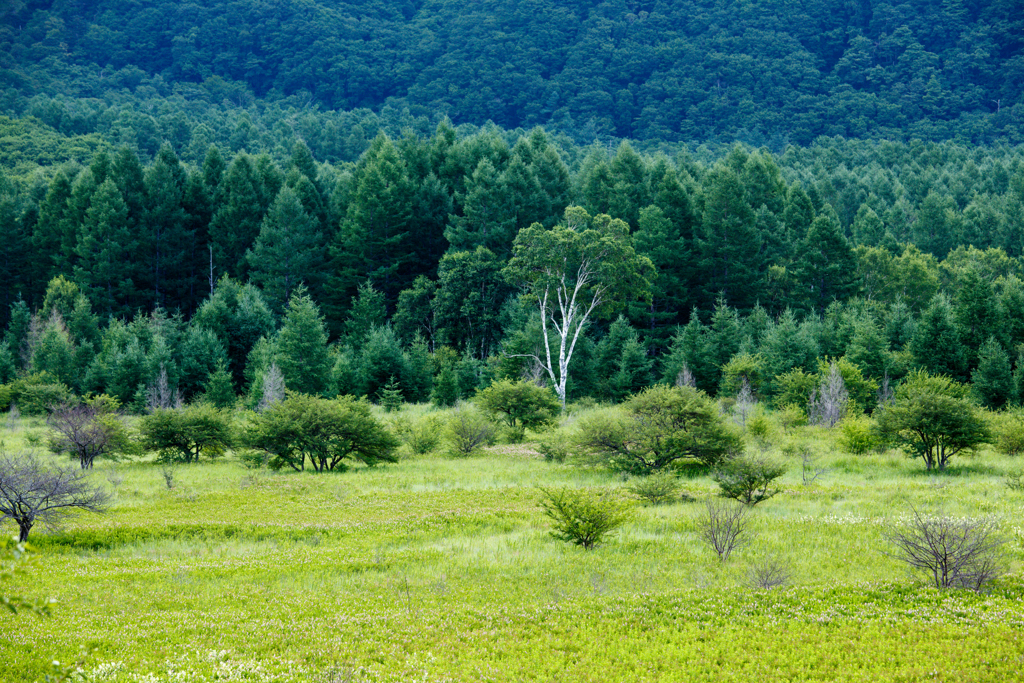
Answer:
xmin=209 ymin=153 xmax=264 ymax=280
xmin=953 ymin=268 xmax=1002 ymax=371
xmin=203 ymin=359 xmax=237 ymax=408
xmin=445 ymin=158 xmax=513 ymax=254
xmin=791 ymin=212 xmax=859 ymax=315
xmin=331 ymin=134 xmax=415 ymax=313
xmin=631 ymin=205 xmax=687 ymax=335
xmin=845 ymin=317 xmax=888 ymax=380
xmin=143 ymin=144 xmax=190 ymax=309
xmin=608 ymin=141 xmax=650 ymax=229
xmin=32 ymin=171 xmax=74 ymax=289
xmin=276 ymin=288 xmax=332 ymax=396
xmin=912 ymin=294 xmax=967 ymax=382
xmin=852 ymin=204 xmax=885 ymax=246
xmin=74 ymin=179 xmax=135 ymax=319
xmin=972 ymin=337 xmax=1013 ymax=409
xmin=246 ymin=185 xmax=324 ymax=312
xmin=698 ymin=166 xmax=762 ymax=310
xmin=343 ymin=281 xmax=387 ymax=344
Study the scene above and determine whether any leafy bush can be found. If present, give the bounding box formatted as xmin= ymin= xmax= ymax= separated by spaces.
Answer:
xmin=746 ymin=406 xmax=774 ymax=446
xmin=876 ymin=370 xmax=990 ymax=471
xmin=713 ymin=454 xmax=786 ymax=506
xmin=140 ymin=403 xmax=235 ymax=464
xmin=536 ymin=429 xmax=574 ymax=463
xmin=398 ymin=413 xmax=445 ymax=455
xmin=838 ymin=415 xmax=883 ymax=455
xmin=0 ymin=375 xmax=76 ymax=415
xmin=444 ymin=404 xmax=495 ymax=457
xmin=626 ymin=472 xmax=685 ymax=505
xmin=476 ymin=378 xmax=559 ymax=442
xmin=247 ymin=394 xmax=398 ymax=472
xmin=576 ymin=385 xmax=742 ymax=475
xmin=992 ymin=410 xmax=1024 ymax=457
xmin=538 ymin=487 xmax=632 ymax=551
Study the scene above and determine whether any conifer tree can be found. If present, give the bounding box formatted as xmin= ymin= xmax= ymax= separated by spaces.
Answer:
xmin=912 ymin=294 xmax=967 ymax=382
xmin=74 ymin=179 xmax=135 ymax=319
xmin=32 ymin=171 xmax=74 ymax=289
xmin=143 ymin=144 xmax=189 ymax=309
xmin=698 ymin=166 xmax=761 ymax=310
xmin=331 ymin=134 xmax=415 ymax=312
xmin=246 ymin=185 xmax=324 ymax=312
xmin=972 ymin=337 xmax=1013 ymax=409
xmin=209 ymin=153 xmax=264 ymax=280
xmin=792 ymin=212 xmax=859 ymax=315
xmin=276 ymin=288 xmax=332 ymax=396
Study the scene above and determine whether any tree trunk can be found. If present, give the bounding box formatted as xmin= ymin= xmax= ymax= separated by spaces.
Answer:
xmin=18 ymin=519 xmax=31 ymax=542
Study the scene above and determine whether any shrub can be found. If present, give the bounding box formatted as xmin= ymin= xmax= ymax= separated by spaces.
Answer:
xmin=837 ymin=415 xmax=883 ymax=455
xmin=746 ymin=406 xmax=774 ymax=447
xmin=713 ymin=454 xmax=786 ymax=506
xmin=399 ymin=413 xmax=445 ymax=455
xmin=626 ymin=472 xmax=685 ymax=505
xmin=476 ymin=378 xmax=559 ymax=442
xmin=0 ymin=450 xmax=109 ymax=542
xmin=884 ymin=510 xmax=1005 ymax=591
xmin=536 ymin=429 xmax=574 ymax=463
xmin=747 ymin=555 xmax=792 ymax=590
xmin=140 ymin=403 xmax=234 ymax=464
xmin=576 ymin=385 xmax=742 ymax=475
xmin=247 ymin=394 xmax=398 ymax=472
xmin=538 ymin=487 xmax=632 ymax=550
xmin=697 ymin=499 xmax=749 ymax=562
xmin=993 ymin=410 xmax=1024 ymax=457
xmin=444 ymin=403 xmax=495 ymax=457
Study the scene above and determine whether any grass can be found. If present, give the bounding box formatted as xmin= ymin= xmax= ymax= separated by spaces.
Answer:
xmin=2 ymin=406 xmax=1024 ymax=681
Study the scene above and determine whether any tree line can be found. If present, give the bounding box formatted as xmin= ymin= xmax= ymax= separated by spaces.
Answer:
xmin=0 ymin=122 xmax=1023 ymax=411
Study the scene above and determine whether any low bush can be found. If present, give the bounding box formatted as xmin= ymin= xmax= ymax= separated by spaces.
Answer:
xmin=538 ymin=486 xmax=632 ymax=550
xmin=992 ymin=410 xmax=1024 ymax=457
xmin=838 ymin=415 xmax=883 ymax=455
xmin=713 ymin=454 xmax=786 ymax=506
xmin=626 ymin=472 xmax=685 ymax=505
xmin=445 ymin=404 xmax=495 ymax=457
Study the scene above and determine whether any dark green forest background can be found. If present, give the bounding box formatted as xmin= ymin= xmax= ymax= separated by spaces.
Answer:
xmin=0 ymin=0 xmax=1022 ymax=413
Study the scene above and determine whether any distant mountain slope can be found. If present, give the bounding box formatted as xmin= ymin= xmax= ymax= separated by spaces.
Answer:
xmin=1 ymin=0 xmax=1022 ymax=142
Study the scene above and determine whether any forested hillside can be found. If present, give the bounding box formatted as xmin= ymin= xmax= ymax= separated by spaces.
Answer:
xmin=0 ymin=0 xmax=1023 ymax=414
xmin=1 ymin=0 xmax=1022 ymax=143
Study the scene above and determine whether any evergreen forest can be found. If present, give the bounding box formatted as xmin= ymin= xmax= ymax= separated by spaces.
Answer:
xmin=0 ymin=2 xmax=1022 ymax=414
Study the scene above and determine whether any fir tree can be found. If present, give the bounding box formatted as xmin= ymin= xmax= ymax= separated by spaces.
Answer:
xmin=246 ymin=185 xmax=324 ymax=312
xmin=276 ymin=288 xmax=332 ymax=396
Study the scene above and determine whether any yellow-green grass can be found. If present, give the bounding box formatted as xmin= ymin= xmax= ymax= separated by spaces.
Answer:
xmin=2 ymin=409 xmax=1024 ymax=682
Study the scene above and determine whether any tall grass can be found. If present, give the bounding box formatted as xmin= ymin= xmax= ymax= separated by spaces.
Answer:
xmin=2 ymin=403 xmax=1023 ymax=681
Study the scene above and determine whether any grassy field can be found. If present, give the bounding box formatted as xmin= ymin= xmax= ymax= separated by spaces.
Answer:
xmin=3 ymin=407 xmax=1024 ymax=682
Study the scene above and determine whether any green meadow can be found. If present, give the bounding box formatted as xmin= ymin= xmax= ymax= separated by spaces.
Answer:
xmin=3 ymin=407 xmax=1024 ymax=682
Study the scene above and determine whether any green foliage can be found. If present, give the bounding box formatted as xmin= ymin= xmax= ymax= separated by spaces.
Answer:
xmin=626 ymin=472 xmax=685 ymax=506
xmin=536 ymin=428 xmax=574 ymax=463
xmin=992 ymin=410 xmax=1024 ymax=457
xmin=444 ymin=404 xmax=496 ymax=457
xmin=838 ymin=415 xmax=884 ymax=455
xmin=576 ymin=385 xmax=742 ymax=475
xmin=139 ymin=403 xmax=234 ymax=464
xmin=202 ymin=360 xmax=237 ymax=409
xmin=395 ymin=413 xmax=444 ymax=456
xmin=713 ymin=454 xmax=786 ymax=506
xmin=247 ymin=393 xmax=398 ymax=472
xmin=537 ymin=487 xmax=632 ymax=551
xmin=276 ymin=288 xmax=332 ymax=396
xmin=0 ymin=376 xmax=75 ymax=415
xmin=476 ymin=379 xmax=560 ymax=442
xmin=876 ymin=370 xmax=991 ymax=471
xmin=377 ymin=376 xmax=404 ymax=413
